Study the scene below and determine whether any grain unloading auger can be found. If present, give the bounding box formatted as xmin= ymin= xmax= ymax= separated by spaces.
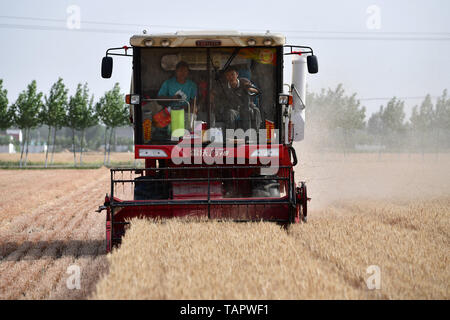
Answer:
xmin=97 ymin=31 xmax=318 ymax=252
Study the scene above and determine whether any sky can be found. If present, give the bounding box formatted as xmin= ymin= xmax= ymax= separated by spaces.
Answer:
xmin=0 ymin=0 xmax=449 ymax=119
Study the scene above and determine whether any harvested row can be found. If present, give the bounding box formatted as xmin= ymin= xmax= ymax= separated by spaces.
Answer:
xmin=0 ymin=169 xmax=110 ymax=299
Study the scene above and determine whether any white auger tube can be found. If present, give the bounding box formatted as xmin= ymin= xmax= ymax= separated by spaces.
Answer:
xmin=291 ymin=54 xmax=307 ymax=141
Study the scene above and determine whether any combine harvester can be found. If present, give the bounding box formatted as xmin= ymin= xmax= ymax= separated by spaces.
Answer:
xmin=98 ymin=31 xmax=318 ymax=252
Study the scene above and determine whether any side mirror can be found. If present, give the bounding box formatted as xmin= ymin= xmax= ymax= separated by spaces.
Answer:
xmin=101 ymin=56 xmax=113 ymax=78
xmin=307 ymin=55 xmax=319 ymax=74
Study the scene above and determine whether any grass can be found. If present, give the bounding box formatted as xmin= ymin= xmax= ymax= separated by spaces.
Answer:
xmin=0 ymin=151 xmax=144 ymax=169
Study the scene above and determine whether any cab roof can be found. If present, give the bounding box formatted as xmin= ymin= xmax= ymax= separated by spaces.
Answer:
xmin=130 ymin=31 xmax=285 ymax=47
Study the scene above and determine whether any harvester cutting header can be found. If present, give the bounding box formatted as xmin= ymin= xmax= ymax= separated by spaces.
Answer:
xmin=98 ymin=31 xmax=318 ymax=252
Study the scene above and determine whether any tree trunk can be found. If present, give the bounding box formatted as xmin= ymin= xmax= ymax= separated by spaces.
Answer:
xmin=19 ymin=128 xmax=25 ymax=168
xmin=421 ymin=130 xmax=425 ymax=161
xmin=80 ymin=129 xmax=85 ymax=166
xmin=45 ymin=126 xmax=51 ymax=168
xmin=378 ymin=133 xmax=384 ymax=161
xmin=435 ymin=128 xmax=440 ymax=162
xmin=342 ymin=129 xmax=348 ymax=158
xmin=24 ymin=128 xmax=30 ymax=167
xmin=103 ymin=127 xmax=108 ymax=165
xmin=107 ymin=127 xmax=114 ymax=166
xmin=72 ymin=128 xmax=76 ymax=167
xmin=114 ymin=129 xmax=117 ymax=153
xmin=51 ymin=127 xmax=56 ymax=165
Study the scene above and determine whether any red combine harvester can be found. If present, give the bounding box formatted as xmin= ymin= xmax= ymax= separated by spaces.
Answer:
xmin=98 ymin=31 xmax=318 ymax=252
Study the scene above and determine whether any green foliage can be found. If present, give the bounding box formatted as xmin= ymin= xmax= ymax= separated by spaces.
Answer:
xmin=78 ymin=94 xmax=98 ymax=131
xmin=95 ymin=83 xmax=129 ymax=129
xmin=11 ymin=80 xmax=43 ymax=130
xmin=408 ymin=90 xmax=450 ymax=153
xmin=306 ymin=84 xmax=366 ymax=151
xmin=380 ymin=97 xmax=406 ymax=133
xmin=307 ymin=84 xmax=366 ymax=132
xmin=66 ymin=83 xmax=89 ymax=130
xmin=410 ymin=94 xmax=433 ymax=131
xmin=0 ymin=79 xmax=13 ymax=130
xmin=41 ymin=78 xmax=68 ymax=130
xmin=433 ymin=90 xmax=450 ymax=131
xmin=0 ymin=135 xmax=12 ymax=145
xmin=367 ymin=106 xmax=383 ymax=135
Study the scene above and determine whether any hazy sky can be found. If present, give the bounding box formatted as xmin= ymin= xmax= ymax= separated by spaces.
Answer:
xmin=0 ymin=0 xmax=449 ymax=119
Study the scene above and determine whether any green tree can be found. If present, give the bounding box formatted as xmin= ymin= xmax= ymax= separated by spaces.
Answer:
xmin=66 ymin=83 xmax=89 ymax=166
xmin=0 ymin=80 xmax=13 ymax=130
xmin=410 ymin=94 xmax=434 ymax=154
xmin=334 ymin=92 xmax=366 ymax=154
xmin=379 ymin=97 xmax=406 ymax=151
xmin=381 ymin=97 xmax=406 ymax=132
xmin=433 ymin=89 xmax=450 ymax=155
xmin=78 ymin=94 xmax=98 ymax=165
xmin=367 ymin=106 xmax=383 ymax=135
xmin=41 ymin=78 xmax=68 ymax=167
xmin=306 ymin=84 xmax=366 ymax=153
xmin=95 ymin=83 xmax=129 ymax=165
xmin=11 ymin=80 xmax=43 ymax=167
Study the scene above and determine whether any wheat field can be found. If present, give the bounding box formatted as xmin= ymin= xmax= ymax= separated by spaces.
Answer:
xmin=0 ymin=152 xmax=449 ymax=299
xmin=93 ymin=152 xmax=450 ymax=300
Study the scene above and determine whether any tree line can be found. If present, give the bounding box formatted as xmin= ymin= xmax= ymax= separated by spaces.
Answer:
xmin=306 ymin=84 xmax=450 ymax=155
xmin=0 ymin=79 xmax=129 ymax=167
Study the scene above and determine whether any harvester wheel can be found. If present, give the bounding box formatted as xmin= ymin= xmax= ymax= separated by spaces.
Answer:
xmin=106 ymin=211 xmax=112 ymax=253
xmin=299 ymin=182 xmax=308 ymax=223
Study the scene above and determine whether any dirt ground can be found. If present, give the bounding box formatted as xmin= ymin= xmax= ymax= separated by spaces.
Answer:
xmin=0 ymin=152 xmax=449 ymax=299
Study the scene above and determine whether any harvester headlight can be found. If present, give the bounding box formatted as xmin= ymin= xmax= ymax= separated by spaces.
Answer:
xmin=144 ymin=39 xmax=153 ymax=47
xmin=278 ymin=94 xmax=293 ymax=105
xmin=161 ymin=39 xmax=171 ymax=47
xmin=263 ymin=38 xmax=273 ymax=46
xmin=126 ymin=94 xmax=140 ymax=105
xmin=139 ymin=149 xmax=168 ymax=158
xmin=279 ymin=94 xmax=288 ymax=105
xmin=247 ymin=38 xmax=256 ymax=46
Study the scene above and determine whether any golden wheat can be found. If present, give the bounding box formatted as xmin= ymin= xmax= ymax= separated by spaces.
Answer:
xmin=93 ymin=152 xmax=450 ymax=300
xmin=92 ymin=197 xmax=449 ymax=300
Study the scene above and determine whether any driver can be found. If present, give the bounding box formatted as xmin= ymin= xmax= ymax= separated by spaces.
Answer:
xmin=214 ymin=66 xmax=261 ymax=131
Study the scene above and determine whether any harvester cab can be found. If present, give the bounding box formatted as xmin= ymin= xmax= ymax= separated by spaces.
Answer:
xmin=99 ymin=31 xmax=318 ymax=252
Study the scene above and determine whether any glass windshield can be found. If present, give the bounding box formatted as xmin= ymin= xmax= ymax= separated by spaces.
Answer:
xmin=139 ymin=47 xmax=277 ymax=144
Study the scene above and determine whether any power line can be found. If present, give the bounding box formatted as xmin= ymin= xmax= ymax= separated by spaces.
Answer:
xmin=0 ymin=23 xmax=136 ymax=34
xmin=359 ymin=96 xmax=439 ymax=101
xmin=1 ymin=22 xmax=448 ymax=41
xmin=286 ymin=35 xmax=450 ymax=41
xmin=1 ymin=14 xmax=450 ymax=41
